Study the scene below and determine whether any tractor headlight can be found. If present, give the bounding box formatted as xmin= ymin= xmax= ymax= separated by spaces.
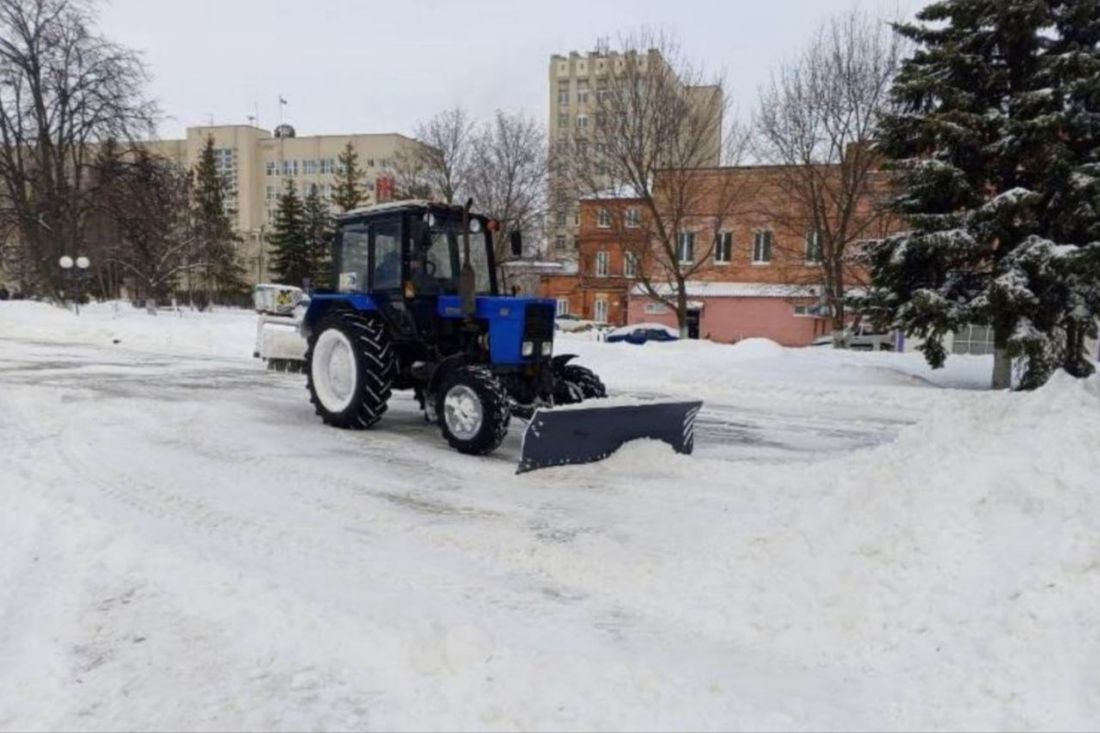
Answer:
xmin=541 ymin=341 xmax=553 ymax=357
xmin=522 ymin=341 xmax=535 ymax=357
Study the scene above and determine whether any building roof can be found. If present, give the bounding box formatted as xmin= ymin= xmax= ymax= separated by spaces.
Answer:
xmin=631 ymin=281 xmax=824 ymax=298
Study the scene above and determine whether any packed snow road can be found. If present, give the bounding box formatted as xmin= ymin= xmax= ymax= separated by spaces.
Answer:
xmin=2 ymin=303 xmax=1099 ymax=732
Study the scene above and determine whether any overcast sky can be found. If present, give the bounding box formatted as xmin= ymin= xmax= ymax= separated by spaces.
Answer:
xmin=99 ymin=0 xmax=914 ymax=141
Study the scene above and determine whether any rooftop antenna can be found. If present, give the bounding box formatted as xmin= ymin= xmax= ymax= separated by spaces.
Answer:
xmin=278 ymin=95 xmax=287 ymax=125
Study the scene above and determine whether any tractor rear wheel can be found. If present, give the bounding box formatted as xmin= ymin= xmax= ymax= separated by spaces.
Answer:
xmin=436 ymin=366 xmax=511 ymax=455
xmin=306 ymin=312 xmax=394 ymax=429
xmin=555 ymin=364 xmax=607 ymax=403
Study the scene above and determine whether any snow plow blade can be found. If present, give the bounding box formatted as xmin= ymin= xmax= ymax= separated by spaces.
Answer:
xmin=517 ymin=400 xmax=703 ymax=474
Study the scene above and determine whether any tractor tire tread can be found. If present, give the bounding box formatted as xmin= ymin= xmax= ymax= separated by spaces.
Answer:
xmin=436 ymin=365 xmax=511 ymax=455
xmin=306 ymin=312 xmax=394 ymax=430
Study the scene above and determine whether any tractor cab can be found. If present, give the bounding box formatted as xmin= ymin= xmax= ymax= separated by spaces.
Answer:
xmin=330 ymin=200 xmax=498 ymax=300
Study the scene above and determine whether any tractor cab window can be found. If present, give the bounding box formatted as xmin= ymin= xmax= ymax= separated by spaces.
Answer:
xmin=419 ymin=215 xmax=494 ymax=294
xmin=372 ymin=220 xmax=402 ymax=291
xmin=337 ymin=226 xmax=369 ymax=292
xmin=426 ymin=231 xmax=457 ymax=282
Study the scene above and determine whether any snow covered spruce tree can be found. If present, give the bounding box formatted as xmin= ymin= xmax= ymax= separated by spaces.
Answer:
xmin=331 ymin=142 xmax=368 ymax=213
xmin=268 ymin=181 xmax=311 ymax=288
xmin=191 ymin=136 xmax=245 ymax=304
xmin=867 ymin=0 xmax=1100 ymax=389
xmin=302 ymin=185 xmax=334 ymax=287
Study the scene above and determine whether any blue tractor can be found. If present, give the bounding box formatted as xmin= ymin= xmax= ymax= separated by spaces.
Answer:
xmin=299 ymin=199 xmax=700 ymax=472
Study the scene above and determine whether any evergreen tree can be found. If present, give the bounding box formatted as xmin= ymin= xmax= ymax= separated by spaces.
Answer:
xmin=302 ymin=184 xmax=334 ymax=287
xmin=331 ymin=142 xmax=368 ymax=212
xmin=268 ymin=180 xmax=311 ymax=288
xmin=1042 ymin=0 xmax=1100 ymax=377
xmin=191 ymin=136 xmax=244 ymax=303
xmin=866 ymin=0 xmax=1100 ymax=389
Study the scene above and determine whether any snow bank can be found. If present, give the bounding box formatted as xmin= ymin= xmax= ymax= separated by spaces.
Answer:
xmin=0 ymin=300 xmax=257 ymax=360
xmin=562 ymin=372 xmax=1100 ymax=730
xmin=559 ymin=332 xmax=992 ymax=398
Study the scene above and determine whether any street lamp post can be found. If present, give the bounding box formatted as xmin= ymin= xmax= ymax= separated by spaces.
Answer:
xmin=59 ymin=255 xmax=91 ymax=315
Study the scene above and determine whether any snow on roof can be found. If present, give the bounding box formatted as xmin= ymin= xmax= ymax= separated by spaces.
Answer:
xmin=579 ymin=184 xmax=645 ymax=201
xmin=630 ymin=281 xmax=825 ymax=298
xmin=500 ymin=260 xmax=569 ymax=272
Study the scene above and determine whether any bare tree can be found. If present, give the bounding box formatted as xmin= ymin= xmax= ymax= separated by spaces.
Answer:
xmin=754 ymin=8 xmax=902 ymax=346
xmin=87 ymin=143 xmax=194 ymax=302
xmin=466 ymin=110 xmax=547 ymax=288
xmin=0 ymin=0 xmax=155 ymax=298
xmin=392 ymin=106 xmax=474 ymax=204
xmin=552 ymin=30 xmax=749 ymax=335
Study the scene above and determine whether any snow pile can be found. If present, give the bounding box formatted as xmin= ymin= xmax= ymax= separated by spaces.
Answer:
xmin=581 ymin=372 xmax=1100 ymax=730
xmin=725 ymin=337 xmax=786 ymax=361
xmin=0 ymin=300 xmax=257 ymax=359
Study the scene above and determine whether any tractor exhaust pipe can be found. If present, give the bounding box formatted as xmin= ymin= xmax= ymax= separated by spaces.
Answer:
xmin=459 ymin=197 xmax=476 ymax=316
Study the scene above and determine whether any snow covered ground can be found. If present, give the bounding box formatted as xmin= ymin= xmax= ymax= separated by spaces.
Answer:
xmin=1 ymin=301 xmax=1098 ymax=731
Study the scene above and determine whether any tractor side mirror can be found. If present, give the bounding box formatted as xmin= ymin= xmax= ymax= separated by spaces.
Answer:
xmin=510 ymin=230 xmax=523 ymax=258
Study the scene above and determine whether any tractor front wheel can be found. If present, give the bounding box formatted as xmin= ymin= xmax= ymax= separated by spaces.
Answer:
xmin=436 ymin=366 xmax=511 ymax=455
xmin=306 ymin=313 xmax=394 ymax=429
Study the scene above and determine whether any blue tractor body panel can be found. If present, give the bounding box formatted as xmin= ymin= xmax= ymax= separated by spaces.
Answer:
xmin=436 ymin=295 xmax=557 ymax=365
xmin=302 ymin=291 xmax=557 ymax=367
xmin=301 ymin=293 xmax=380 ymax=335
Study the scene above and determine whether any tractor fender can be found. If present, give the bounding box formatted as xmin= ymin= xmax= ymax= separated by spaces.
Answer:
xmin=300 ymin=293 xmax=379 ymax=338
xmin=424 ymin=353 xmax=471 ymax=403
xmin=550 ymin=354 xmax=579 ymax=370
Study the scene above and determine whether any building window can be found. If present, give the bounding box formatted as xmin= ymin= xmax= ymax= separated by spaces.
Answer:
xmin=576 ymin=114 xmax=589 ymax=131
xmin=753 ymin=230 xmax=773 ymax=264
xmin=624 ymin=207 xmax=640 ymax=228
xmin=266 ymin=161 xmax=277 ymax=176
xmin=644 ymin=302 xmax=669 ymax=315
xmin=556 ymin=211 xmax=567 ymax=227
xmin=556 ymin=297 xmax=570 ymax=316
xmin=595 ymin=250 xmax=610 ymax=277
xmin=805 ymin=229 xmax=823 ymax=263
xmin=302 ymin=159 xmax=317 ymax=175
xmin=794 ymin=304 xmax=816 ymax=317
xmin=558 ymin=80 xmax=570 ymax=107
xmin=596 ymin=208 xmax=611 ymax=228
xmin=558 ymin=114 xmax=569 ymax=129
xmin=953 ymin=324 xmax=995 ymax=355
xmin=715 ymin=231 xmax=732 ymax=263
xmin=555 ymin=234 xmax=567 ymax=250
xmin=281 ymin=159 xmax=298 ymax=176
xmin=624 ymin=251 xmax=638 ymax=278
xmin=577 ymin=79 xmax=590 ymax=105
xmin=320 ymin=158 xmax=336 ymax=174
xmin=265 ymin=185 xmax=275 ymax=201
xmin=677 ymin=232 xmax=695 ymax=264
xmin=594 ymin=298 xmax=609 ymax=323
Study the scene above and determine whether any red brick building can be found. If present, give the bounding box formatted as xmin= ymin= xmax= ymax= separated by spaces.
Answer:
xmin=540 ymin=166 xmax=890 ymax=345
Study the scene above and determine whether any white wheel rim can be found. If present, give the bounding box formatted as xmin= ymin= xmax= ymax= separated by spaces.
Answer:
xmin=444 ymin=384 xmax=483 ymax=440
xmin=312 ymin=329 xmax=357 ymax=412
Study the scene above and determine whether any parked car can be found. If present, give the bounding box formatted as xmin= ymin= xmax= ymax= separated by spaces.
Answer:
xmin=605 ymin=323 xmax=680 ymax=345
xmin=811 ymin=324 xmax=895 ymax=351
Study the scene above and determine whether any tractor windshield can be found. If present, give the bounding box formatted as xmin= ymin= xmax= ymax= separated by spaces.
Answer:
xmin=423 ymin=219 xmax=493 ymax=294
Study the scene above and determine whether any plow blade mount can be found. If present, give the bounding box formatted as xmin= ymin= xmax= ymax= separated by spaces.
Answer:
xmin=517 ymin=400 xmax=703 ymax=474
